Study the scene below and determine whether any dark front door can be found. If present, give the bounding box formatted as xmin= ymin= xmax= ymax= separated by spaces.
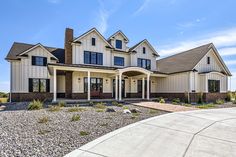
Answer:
xmin=84 ymin=78 xmax=103 ymax=98
xmin=113 ymin=79 xmax=125 ymax=98
xmin=138 ymin=80 xmax=151 ymax=97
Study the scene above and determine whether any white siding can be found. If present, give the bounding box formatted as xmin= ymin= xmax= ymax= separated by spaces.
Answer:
xmin=57 ymin=75 xmax=65 ymax=93
xmin=110 ymin=33 xmax=128 ymax=51
xmin=111 ymin=52 xmax=130 ymax=67
xmin=157 ymin=72 xmax=189 ymax=93
xmin=11 ymin=46 xmax=57 ymax=93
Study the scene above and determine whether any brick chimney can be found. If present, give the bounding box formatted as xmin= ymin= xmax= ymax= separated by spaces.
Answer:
xmin=64 ymin=28 xmax=73 ymax=98
xmin=65 ymin=28 xmax=73 ymax=64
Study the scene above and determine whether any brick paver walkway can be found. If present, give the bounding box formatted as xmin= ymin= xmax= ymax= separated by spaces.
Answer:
xmin=132 ymin=101 xmax=197 ymax=112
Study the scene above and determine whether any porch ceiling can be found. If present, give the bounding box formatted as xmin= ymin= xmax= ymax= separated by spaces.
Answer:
xmin=123 ymin=71 xmax=144 ymax=77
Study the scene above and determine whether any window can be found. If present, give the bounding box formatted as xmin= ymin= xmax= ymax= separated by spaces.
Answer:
xmin=137 ymin=58 xmax=151 ymax=70
xmin=84 ymin=51 xmax=103 ymax=65
xmin=84 ymin=78 xmax=103 ymax=93
xmin=32 ymin=56 xmax=47 ymax=66
xmin=29 ymin=78 xmax=49 ymax=92
xmin=208 ymin=80 xmax=220 ymax=93
xmin=114 ymin=56 xmax=124 ymax=66
xmin=115 ymin=40 xmax=122 ymax=49
xmin=207 ymin=57 xmax=210 ymax=64
xmin=92 ymin=38 xmax=96 ymax=46
xmin=143 ymin=47 xmax=146 ymax=54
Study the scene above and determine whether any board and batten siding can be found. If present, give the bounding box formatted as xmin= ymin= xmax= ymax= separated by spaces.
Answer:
xmin=72 ymin=31 xmax=112 ymax=66
xmin=110 ymin=33 xmax=128 ymax=51
xmin=157 ymin=72 xmax=190 ymax=93
xmin=11 ymin=46 xmax=57 ymax=93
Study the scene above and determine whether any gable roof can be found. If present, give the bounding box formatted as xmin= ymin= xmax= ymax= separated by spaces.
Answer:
xmin=107 ymin=30 xmax=129 ymax=42
xmin=157 ymin=43 xmax=232 ymax=76
xmin=129 ymin=39 xmax=159 ymax=57
xmin=5 ymin=42 xmax=65 ymax=63
xmin=73 ymin=28 xmax=113 ymax=48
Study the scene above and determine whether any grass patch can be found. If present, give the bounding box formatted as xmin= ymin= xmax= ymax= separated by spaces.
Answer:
xmin=67 ymin=107 xmax=86 ymax=112
xmin=38 ymin=129 xmax=50 ymax=135
xmin=117 ymin=103 xmax=123 ymax=107
xmin=159 ymin=98 xmax=165 ymax=103
xmin=132 ymin=113 xmax=140 ymax=117
xmin=112 ymin=101 xmax=118 ymax=106
xmin=94 ymin=102 xmax=106 ymax=109
xmin=48 ymin=105 xmax=61 ymax=112
xmin=58 ymin=101 xmax=66 ymax=107
xmin=80 ymin=131 xmax=89 ymax=136
xmin=38 ymin=116 xmax=49 ymax=123
xmin=0 ymin=98 xmax=8 ymax=103
xmin=96 ymin=109 xmax=104 ymax=112
xmin=71 ymin=114 xmax=80 ymax=121
xmin=28 ymin=100 xmax=43 ymax=110
xmin=149 ymin=109 xmax=158 ymax=114
xmin=197 ymin=103 xmax=215 ymax=109
xmin=123 ymin=106 xmax=129 ymax=110
xmin=183 ymin=104 xmax=192 ymax=107
xmin=215 ymin=99 xmax=225 ymax=105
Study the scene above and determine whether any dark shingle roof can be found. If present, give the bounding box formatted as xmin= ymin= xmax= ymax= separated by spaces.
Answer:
xmin=157 ymin=43 xmax=212 ymax=74
xmin=5 ymin=42 xmax=65 ymax=63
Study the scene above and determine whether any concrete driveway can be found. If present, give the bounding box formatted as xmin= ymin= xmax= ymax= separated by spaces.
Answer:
xmin=65 ymin=108 xmax=236 ymax=157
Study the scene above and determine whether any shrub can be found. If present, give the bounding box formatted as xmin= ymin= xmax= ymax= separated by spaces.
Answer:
xmin=197 ymin=103 xmax=215 ymax=109
xmin=28 ymin=100 xmax=43 ymax=110
xmin=71 ymin=114 xmax=80 ymax=121
xmin=226 ymin=91 xmax=233 ymax=102
xmin=123 ymin=106 xmax=129 ymax=110
xmin=67 ymin=107 xmax=79 ymax=112
xmin=38 ymin=116 xmax=49 ymax=123
xmin=48 ymin=105 xmax=61 ymax=112
xmin=58 ymin=101 xmax=66 ymax=107
xmin=96 ymin=109 xmax=104 ymax=112
xmin=112 ymin=101 xmax=118 ymax=106
xmin=216 ymin=99 xmax=225 ymax=105
xmin=89 ymin=101 xmax=94 ymax=106
xmin=197 ymin=92 xmax=203 ymax=104
xmin=80 ymin=131 xmax=89 ymax=136
xmin=184 ymin=91 xmax=189 ymax=103
xmin=155 ymin=97 xmax=163 ymax=102
xmin=172 ymin=98 xmax=181 ymax=104
xmin=159 ymin=98 xmax=165 ymax=103
xmin=95 ymin=102 xmax=106 ymax=109
xmin=117 ymin=103 xmax=123 ymax=107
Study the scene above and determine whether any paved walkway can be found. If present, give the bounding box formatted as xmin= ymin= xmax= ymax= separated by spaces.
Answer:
xmin=132 ymin=101 xmax=197 ymax=112
xmin=65 ymin=107 xmax=236 ymax=157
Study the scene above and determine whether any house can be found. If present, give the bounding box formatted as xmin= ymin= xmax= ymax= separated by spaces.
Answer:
xmin=5 ymin=28 xmax=232 ymax=102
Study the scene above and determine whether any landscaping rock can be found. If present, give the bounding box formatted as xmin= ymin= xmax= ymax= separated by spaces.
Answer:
xmin=106 ymin=108 xmax=116 ymax=112
xmin=130 ymin=108 xmax=142 ymax=113
xmin=123 ymin=109 xmax=131 ymax=114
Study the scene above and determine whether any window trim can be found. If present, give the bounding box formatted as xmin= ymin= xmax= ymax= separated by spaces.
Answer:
xmin=32 ymin=56 xmax=47 ymax=66
xmin=114 ymin=56 xmax=125 ymax=66
xmin=208 ymin=80 xmax=220 ymax=93
xmin=115 ymin=39 xmax=122 ymax=49
xmin=84 ymin=51 xmax=103 ymax=65
xmin=29 ymin=78 xmax=50 ymax=93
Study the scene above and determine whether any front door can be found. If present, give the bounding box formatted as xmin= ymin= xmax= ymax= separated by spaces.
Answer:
xmin=113 ymin=79 xmax=125 ymax=98
xmin=138 ymin=80 xmax=151 ymax=97
xmin=84 ymin=78 xmax=103 ymax=98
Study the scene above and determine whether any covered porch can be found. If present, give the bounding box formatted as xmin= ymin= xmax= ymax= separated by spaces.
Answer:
xmin=48 ymin=64 xmax=167 ymax=102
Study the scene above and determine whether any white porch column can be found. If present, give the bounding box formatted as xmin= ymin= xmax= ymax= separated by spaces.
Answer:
xmin=142 ymin=77 xmax=145 ymax=99
xmin=115 ymin=75 xmax=118 ymax=100
xmin=53 ymin=68 xmax=57 ymax=102
xmin=147 ymin=74 xmax=150 ymax=100
xmin=87 ymin=71 xmax=91 ymax=101
xmin=119 ymin=72 xmax=122 ymax=101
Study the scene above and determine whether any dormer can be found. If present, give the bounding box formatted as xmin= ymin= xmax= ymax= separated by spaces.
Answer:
xmin=108 ymin=30 xmax=129 ymax=52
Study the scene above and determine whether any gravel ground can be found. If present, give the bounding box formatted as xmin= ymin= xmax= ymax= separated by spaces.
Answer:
xmin=0 ymin=102 xmax=167 ymax=157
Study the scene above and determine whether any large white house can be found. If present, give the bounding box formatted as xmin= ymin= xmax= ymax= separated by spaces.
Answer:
xmin=5 ymin=28 xmax=232 ymax=102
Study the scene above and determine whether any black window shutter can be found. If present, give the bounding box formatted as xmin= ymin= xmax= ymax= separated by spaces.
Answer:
xmin=46 ymin=79 xmax=50 ymax=92
xmin=29 ymin=78 xmax=33 ymax=92
xmin=43 ymin=57 xmax=47 ymax=66
xmin=32 ymin=56 xmax=36 ymax=65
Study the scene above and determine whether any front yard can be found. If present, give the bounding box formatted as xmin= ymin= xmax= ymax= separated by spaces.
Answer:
xmin=0 ymin=102 xmax=167 ymax=157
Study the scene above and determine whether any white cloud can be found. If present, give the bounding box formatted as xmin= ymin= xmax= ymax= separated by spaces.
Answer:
xmin=219 ymin=47 xmax=236 ymax=56
xmin=0 ymin=81 xmax=10 ymax=93
xmin=158 ymin=27 xmax=236 ymax=57
xmin=225 ymin=60 xmax=236 ymax=65
xmin=177 ymin=18 xmax=205 ymax=29
xmin=96 ymin=0 xmax=110 ymax=34
xmin=133 ymin=0 xmax=151 ymax=15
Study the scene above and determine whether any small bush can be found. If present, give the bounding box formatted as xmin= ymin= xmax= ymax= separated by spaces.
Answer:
xmin=38 ymin=116 xmax=49 ymax=123
xmin=67 ymin=107 xmax=79 ymax=112
xmin=89 ymin=101 xmax=94 ymax=106
xmin=172 ymin=98 xmax=181 ymax=104
xmin=28 ymin=100 xmax=43 ymax=110
xmin=112 ymin=101 xmax=118 ymax=106
xmin=71 ymin=114 xmax=80 ymax=121
xmin=48 ymin=105 xmax=61 ymax=112
xmin=80 ymin=131 xmax=89 ymax=136
xmin=226 ymin=91 xmax=233 ymax=102
xmin=58 ymin=101 xmax=66 ymax=107
xmin=95 ymin=102 xmax=106 ymax=109
xmin=123 ymin=106 xmax=129 ymax=110
xmin=216 ymin=99 xmax=225 ymax=105
xmin=159 ymin=98 xmax=165 ymax=103
xmin=117 ymin=103 xmax=123 ymax=107
xmin=197 ymin=92 xmax=203 ymax=104
xmin=197 ymin=103 xmax=215 ymax=109
xmin=155 ymin=97 xmax=163 ymax=102
xmin=183 ymin=104 xmax=192 ymax=107
xmin=96 ymin=109 xmax=104 ymax=112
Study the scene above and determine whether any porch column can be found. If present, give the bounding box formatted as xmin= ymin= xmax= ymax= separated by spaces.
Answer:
xmin=53 ymin=68 xmax=57 ymax=102
xmin=115 ymin=75 xmax=118 ymax=100
xmin=142 ymin=77 xmax=145 ymax=99
xmin=87 ymin=71 xmax=91 ymax=101
xmin=147 ymin=74 xmax=150 ymax=100
xmin=119 ymin=72 xmax=122 ymax=101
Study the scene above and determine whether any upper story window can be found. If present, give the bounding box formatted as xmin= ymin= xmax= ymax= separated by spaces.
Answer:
xmin=84 ymin=51 xmax=103 ymax=65
xmin=208 ymin=80 xmax=220 ymax=93
xmin=143 ymin=47 xmax=146 ymax=54
xmin=115 ymin=40 xmax=122 ymax=49
xmin=114 ymin=56 xmax=124 ymax=66
xmin=92 ymin=38 xmax=96 ymax=46
xmin=137 ymin=58 xmax=151 ymax=70
xmin=29 ymin=78 xmax=50 ymax=93
xmin=32 ymin=56 xmax=47 ymax=66
xmin=207 ymin=57 xmax=210 ymax=64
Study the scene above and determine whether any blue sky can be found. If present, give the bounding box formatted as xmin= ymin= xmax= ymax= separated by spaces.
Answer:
xmin=0 ymin=0 xmax=236 ymax=92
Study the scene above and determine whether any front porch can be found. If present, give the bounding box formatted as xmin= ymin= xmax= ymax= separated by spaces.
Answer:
xmin=48 ymin=64 xmax=167 ymax=102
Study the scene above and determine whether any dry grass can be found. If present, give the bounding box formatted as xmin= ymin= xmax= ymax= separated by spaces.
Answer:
xmin=0 ymin=98 xmax=8 ymax=103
